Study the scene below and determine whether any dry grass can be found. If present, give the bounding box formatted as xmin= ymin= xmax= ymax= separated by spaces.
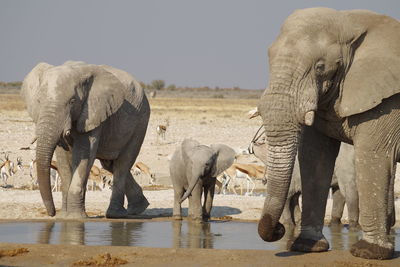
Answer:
xmin=0 ymin=94 xmax=26 ymax=111
xmin=72 ymin=253 xmax=128 ymax=267
xmin=149 ymin=97 xmax=258 ymax=115
xmin=0 ymin=247 xmax=29 ymax=258
xmin=0 ymin=94 xmax=257 ymax=112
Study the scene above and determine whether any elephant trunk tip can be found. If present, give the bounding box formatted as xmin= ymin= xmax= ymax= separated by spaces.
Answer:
xmin=43 ymin=200 xmax=56 ymax=217
xmin=258 ymin=214 xmax=285 ymax=242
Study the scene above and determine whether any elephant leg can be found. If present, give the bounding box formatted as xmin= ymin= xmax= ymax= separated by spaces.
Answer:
xmin=188 ymin=182 xmax=203 ymax=222
xmin=173 ymin=186 xmax=184 ymax=220
xmin=350 ymin=144 xmax=394 ymax=259
xmin=387 ymin=165 xmax=396 ymax=230
xmin=330 ymin=184 xmax=345 ymax=226
xmin=202 ymin=179 xmax=216 ymax=221
xmin=290 ymin=192 xmax=301 ymax=226
xmin=106 ymin=136 xmax=149 ymax=218
xmin=67 ymin=129 xmax=100 ymax=218
xmin=343 ymin=182 xmax=359 ymax=231
xmin=54 ymin=147 xmax=72 ymax=216
xmin=289 ymin=127 xmax=340 ymax=253
xmin=280 ymin=192 xmax=296 ymax=229
xmin=126 ymin=172 xmax=149 ymax=215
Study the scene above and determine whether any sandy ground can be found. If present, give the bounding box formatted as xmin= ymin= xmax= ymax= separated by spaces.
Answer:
xmin=0 ymin=94 xmax=399 ymax=266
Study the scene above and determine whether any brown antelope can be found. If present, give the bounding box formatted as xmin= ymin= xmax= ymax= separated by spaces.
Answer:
xmin=156 ymin=118 xmax=169 ymax=143
xmin=30 ymin=159 xmax=60 ymax=191
xmin=132 ymin=162 xmax=156 ymax=185
xmin=87 ymin=165 xmax=113 ymax=191
xmin=221 ymin=163 xmax=266 ymax=195
xmin=0 ymin=154 xmax=23 ymax=186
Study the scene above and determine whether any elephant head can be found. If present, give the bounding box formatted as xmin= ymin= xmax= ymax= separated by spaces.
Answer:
xmin=257 ymin=8 xmax=400 ymax=242
xmin=21 ymin=61 xmax=144 ymax=216
xmin=179 ymin=139 xmax=235 ymax=203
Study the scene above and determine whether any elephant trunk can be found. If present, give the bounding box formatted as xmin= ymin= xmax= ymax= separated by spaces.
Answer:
xmin=36 ymin=108 xmax=64 ymax=216
xmin=257 ymin=65 xmax=303 ymax=241
xmin=179 ymin=175 xmax=201 ymax=204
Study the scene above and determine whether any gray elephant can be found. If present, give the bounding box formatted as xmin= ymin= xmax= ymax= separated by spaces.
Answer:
xmin=21 ymin=61 xmax=150 ymax=219
xmin=169 ymin=139 xmax=235 ymax=221
xmin=257 ymin=8 xmax=400 ymax=259
xmin=253 ymin=141 xmax=359 ymax=229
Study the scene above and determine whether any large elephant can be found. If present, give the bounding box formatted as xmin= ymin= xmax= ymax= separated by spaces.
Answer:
xmin=253 ymin=141 xmax=359 ymax=229
xmin=169 ymin=139 xmax=235 ymax=221
xmin=257 ymin=8 xmax=400 ymax=259
xmin=21 ymin=61 xmax=150 ymax=219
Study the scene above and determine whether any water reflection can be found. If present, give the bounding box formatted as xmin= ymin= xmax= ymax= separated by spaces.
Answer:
xmin=0 ymin=221 xmax=398 ymax=251
xmin=37 ymin=221 xmax=86 ymax=245
xmin=172 ymin=221 xmax=214 ymax=249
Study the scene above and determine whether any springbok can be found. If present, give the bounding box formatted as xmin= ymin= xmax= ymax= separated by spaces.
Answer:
xmin=0 ymin=155 xmax=23 ymax=186
xmin=221 ymin=163 xmax=266 ymax=195
xmin=132 ymin=162 xmax=156 ymax=185
xmin=30 ymin=159 xmax=60 ymax=191
xmin=156 ymin=119 xmax=169 ymax=143
xmin=87 ymin=165 xmax=113 ymax=191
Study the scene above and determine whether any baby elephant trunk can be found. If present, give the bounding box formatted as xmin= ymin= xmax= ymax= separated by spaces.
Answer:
xmin=179 ymin=175 xmax=202 ymax=204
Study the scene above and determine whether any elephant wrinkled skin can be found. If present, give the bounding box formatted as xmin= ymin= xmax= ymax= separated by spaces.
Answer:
xmin=257 ymin=8 xmax=400 ymax=259
xmin=21 ymin=61 xmax=150 ymax=219
xmin=253 ymin=141 xmax=360 ymax=230
xmin=169 ymin=139 xmax=235 ymax=221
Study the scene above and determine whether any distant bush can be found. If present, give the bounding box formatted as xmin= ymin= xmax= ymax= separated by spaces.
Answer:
xmin=213 ymin=94 xmax=225 ymax=99
xmin=0 ymin=81 xmax=22 ymax=88
xmin=150 ymin=80 xmax=165 ymax=90
xmin=139 ymin=81 xmax=147 ymax=89
xmin=167 ymin=84 xmax=176 ymax=90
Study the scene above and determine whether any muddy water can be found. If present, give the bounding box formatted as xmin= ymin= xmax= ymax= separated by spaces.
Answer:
xmin=0 ymin=221 xmax=398 ymax=250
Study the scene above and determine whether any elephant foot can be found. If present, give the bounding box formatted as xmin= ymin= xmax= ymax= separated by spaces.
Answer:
xmin=258 ymin=214 xmax=285 ymax=242
xmin=348 ymin=221 xmax=360 ymax=231
xmin=288 ymin=236 xmax=329 ymax=252
xmin=329 ymin=217 xmax=342 ymax=226
xmin=60 ymin=211 xmax=88 ymax=219
xmin=127 ymin=196 xmax=149 ymax=215
xmin=173 ymin=215 xmax=183 ymax=220
xmin=106 ymin=206 xmax=128 ymax=219
xmin=189 ymin=216 xmax=204 ymax=223
xmin=350 ymin=239 xmax=394 ymax=260
xmin=202 ymin=214 xmax=210 ymax=222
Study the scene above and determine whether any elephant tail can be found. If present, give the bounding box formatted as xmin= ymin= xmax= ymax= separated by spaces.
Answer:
xmin=179 ymin=176 xmax=201 ymax=204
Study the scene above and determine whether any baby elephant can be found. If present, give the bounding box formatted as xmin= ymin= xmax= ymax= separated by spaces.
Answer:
xmin=170 ymin=139 xmax=235 ymax=221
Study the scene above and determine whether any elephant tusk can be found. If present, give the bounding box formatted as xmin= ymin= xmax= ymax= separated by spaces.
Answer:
xmin=304 ymin=111 xmax=315 ymax=126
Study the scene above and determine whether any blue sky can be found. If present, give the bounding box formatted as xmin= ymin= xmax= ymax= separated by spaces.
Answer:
xmin=1 ymin=0 xmax=399 ymax=89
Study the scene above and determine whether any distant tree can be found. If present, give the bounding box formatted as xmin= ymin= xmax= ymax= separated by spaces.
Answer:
xmin=151 ymin=80 xmax=165 ymax=90
xmin=139 ymin=81 xmax=147 ymax=89
xmin=167 ymin=84 xmax=176 ymax=90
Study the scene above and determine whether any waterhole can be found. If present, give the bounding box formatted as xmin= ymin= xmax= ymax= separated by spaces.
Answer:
xmin=0 ymin=221 xmax=398 ymax=250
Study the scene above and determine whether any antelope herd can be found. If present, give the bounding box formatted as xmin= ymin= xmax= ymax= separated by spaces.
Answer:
xmin=1 ymin=109 xmax=267 ymax=196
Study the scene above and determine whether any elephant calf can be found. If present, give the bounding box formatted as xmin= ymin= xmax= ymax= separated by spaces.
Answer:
xmin=169 ymin=139 xmax=235 ymax=221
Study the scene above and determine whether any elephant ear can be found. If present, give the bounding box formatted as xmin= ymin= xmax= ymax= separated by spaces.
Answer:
xmin=77 ymin=67 xmax=126 ymax=133
xmin=337 ymin=15 xmax=400 ymax=117
xmin=181 ymin=139 xmax=200 ymax=166
xmin=210 ymin=144 xmax=235 ymax=177
xmin=20 ymin=62 xmax=54 ymax=122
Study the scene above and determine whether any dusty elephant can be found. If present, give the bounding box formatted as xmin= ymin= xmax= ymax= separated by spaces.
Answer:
xmin=257 ymin=8 xmax=400 ymax=259
xmin=21 ymin=61 xmax=150 ymax=219
xmin=253 ymin=141 xmax=359 ymax=229
xmin=169 ymin=139 xmax=235 ymax=221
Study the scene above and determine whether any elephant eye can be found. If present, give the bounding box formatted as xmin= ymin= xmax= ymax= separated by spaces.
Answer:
xmin=69 ymin=98 xmax=76 ymax=105
xmin=315 ymin=62 xmax=325 ymax=75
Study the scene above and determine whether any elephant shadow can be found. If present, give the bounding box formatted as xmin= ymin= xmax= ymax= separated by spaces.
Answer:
xmin=139 ymin=206 xmax=241 ymax=219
